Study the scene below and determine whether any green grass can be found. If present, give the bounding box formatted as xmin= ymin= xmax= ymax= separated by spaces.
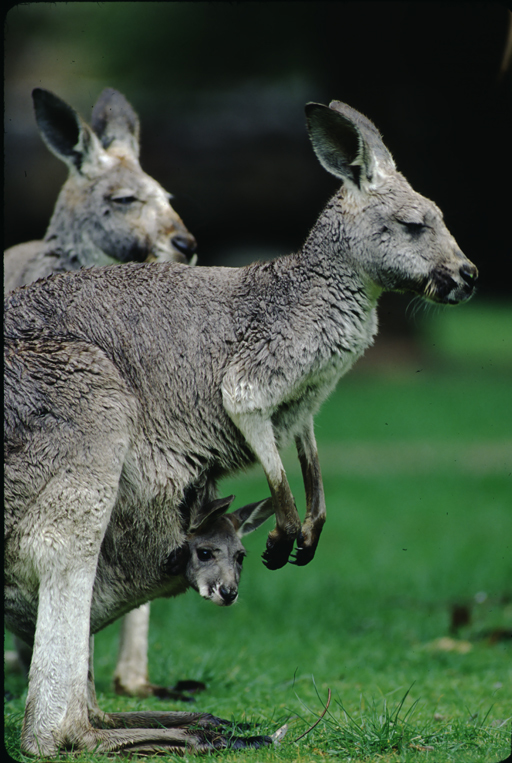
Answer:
xmin=4 ymin=300 xmax=512 ymax=761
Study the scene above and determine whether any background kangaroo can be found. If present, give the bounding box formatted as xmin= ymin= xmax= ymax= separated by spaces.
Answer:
xmin=3 ymin=87 xmax=200 ymax=701
xmin=3 ymin=87 xmax=197 ymax=296
xmin=4 ymin=99 xmax=477 ymax=754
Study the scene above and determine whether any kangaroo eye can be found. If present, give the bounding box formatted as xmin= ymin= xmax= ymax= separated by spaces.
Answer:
xmin=110 ymin=191 xmax=138 ymax=205
xmin=236 ymin=552 xmax=246 ymax=566
xmin=196 ymin=548 xmax=213 ymax=562
xmin=400 ymin=220 xmax=425 ymax=234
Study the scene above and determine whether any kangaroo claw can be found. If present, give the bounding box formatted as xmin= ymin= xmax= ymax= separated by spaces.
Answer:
xmin=288 ymin=531 xmax=317 ymax=566
xmin=261 ymin=537 xmax=294 ymax=569
xmin=288 ymin=546 xmax=316 ymax=566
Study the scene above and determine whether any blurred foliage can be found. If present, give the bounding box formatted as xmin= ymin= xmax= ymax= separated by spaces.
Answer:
xmin=5 ymin=2 xmax=327 ymax=95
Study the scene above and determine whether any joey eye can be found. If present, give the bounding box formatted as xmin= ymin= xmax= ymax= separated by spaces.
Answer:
xmin=196 ymin=548 xmax=213 ymax=562
xmin=236 ymin=552 xmax=245 ymax=566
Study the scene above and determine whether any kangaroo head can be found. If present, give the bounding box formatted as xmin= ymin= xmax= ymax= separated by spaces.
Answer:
xmin=32 ymin=88 xmax=197 ymax=266
xmin=185 ymin=496 xmax=274 ymax=606
xmin=306 ymin=101 xmax=478 ymax=304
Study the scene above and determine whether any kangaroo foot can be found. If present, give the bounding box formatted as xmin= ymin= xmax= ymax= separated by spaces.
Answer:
xmin=151 ymin=679 xmax=207 ymax=702
xmin=96 ymin=710 xmax=223 ymax=730
xmin=122 ymin=729 xmax=272 ymax=755
xmin=85 ymin=710 xmax=273 ymax=754
xmin=64 ymin=722 xmax=271 ymax=755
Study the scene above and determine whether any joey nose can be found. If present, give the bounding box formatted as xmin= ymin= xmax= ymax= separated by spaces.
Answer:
xmin=171 ymin=233 xmax=197 ymax=258
xmin=219 ymin=586 xmax=237 ymax=604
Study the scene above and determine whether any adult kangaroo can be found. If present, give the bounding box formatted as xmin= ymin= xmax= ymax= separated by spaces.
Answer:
xmin=3 ymin=86 xmax=200 ymax=702
xmin=4 ymin=99 xmax=477 ymax=755
xmin=4 ymin=87 xmax=197 ymax=296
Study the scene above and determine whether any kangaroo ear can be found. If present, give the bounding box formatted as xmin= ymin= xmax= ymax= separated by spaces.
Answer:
xmin=305 ymin=101 xmax=394 ymax=189
xmin=227 ymin=498 xmax=274 ymax=538
xmin=91 ymin=88 xmax=140 ymax=158
xmin=32 ymin=88 xmax=108 ymax=177
xmin=188 ymin=495 xmax=236 ymax=533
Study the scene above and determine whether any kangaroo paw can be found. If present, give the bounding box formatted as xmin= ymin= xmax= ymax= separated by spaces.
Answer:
xmin=262 ymin=533 xmax=295 ymax=569
xmin=289 ymin=545 xmax=316 ymax=566
xmin=288 ymin=530 xmax=318 ymax=566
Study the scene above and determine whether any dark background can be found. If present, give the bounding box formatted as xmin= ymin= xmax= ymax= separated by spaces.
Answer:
xmin=4 ymin=2 xmax=511 ymax=312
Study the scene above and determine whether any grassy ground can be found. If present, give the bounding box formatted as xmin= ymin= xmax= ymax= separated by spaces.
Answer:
xmin=4 ymin=299 xmax=512 ymax=762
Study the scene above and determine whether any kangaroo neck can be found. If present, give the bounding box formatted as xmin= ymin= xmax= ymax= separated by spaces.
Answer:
xmin=43 ymin=228 xmax=121 ymax=270
xmin=295 ymin=202 xmax=382 ymax=317
xmin=44 ymin=186 xmax=121 ymax=270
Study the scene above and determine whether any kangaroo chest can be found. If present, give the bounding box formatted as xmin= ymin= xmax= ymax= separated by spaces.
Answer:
xmin=269 ymin=302 xmax=379 ymax=445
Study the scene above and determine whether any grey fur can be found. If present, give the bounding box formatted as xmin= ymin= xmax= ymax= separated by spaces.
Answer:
xmin=4 ymin=99 xmax=477 ymax=754
xmin=3 ymin=88 xmax=197 ymax=295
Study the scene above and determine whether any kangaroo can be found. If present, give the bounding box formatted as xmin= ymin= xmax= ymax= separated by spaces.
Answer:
xmin=3 ymin=86 xmax=200 ymax=703
xmin=4 ymin=99 xmax=477 ymax=754
xmin=3 ymin=87 xmax=197 ymax=296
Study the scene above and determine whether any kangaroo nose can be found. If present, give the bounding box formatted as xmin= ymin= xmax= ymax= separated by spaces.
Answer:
xmin=171 ymin=233 xmax=197 ymax=259
xmin=219 ymin=586 xmax=237 ymax=605
xmin=460 ymin=262 xmax=478 ymax=286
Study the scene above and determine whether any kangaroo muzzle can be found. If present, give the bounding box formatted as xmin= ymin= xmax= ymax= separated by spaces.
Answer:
xmin=199 ymin=581 xmax=239 ymax=606
xmin=426 ymin=258 xmax=478 ymax=305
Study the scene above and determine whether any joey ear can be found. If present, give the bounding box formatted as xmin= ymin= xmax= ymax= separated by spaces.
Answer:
xmin=32 ymin=88 xmax=107 ymax=176
xmin=188 ymin=495 xmax=236 ymax=533
xmin=91 ymin=88 xmax=140 ymax=158
xmin=226 ymin=497 xmax=274 ymax=538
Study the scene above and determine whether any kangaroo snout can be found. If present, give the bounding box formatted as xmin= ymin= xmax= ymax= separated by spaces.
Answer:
xmin=171 ymin=232 xmax=198 ymax=261
xmin=427 ymin=255 xmax=478 ymax=305
xmin=150 ymin=228 xmax=197 ymax=265
xmin=460 ymin=261 xmax=479 ymax=288
xmin=219 ymin=585 xmax=238 ymax=605
xmin=198 ymin=581 xmax=239 ymax=607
